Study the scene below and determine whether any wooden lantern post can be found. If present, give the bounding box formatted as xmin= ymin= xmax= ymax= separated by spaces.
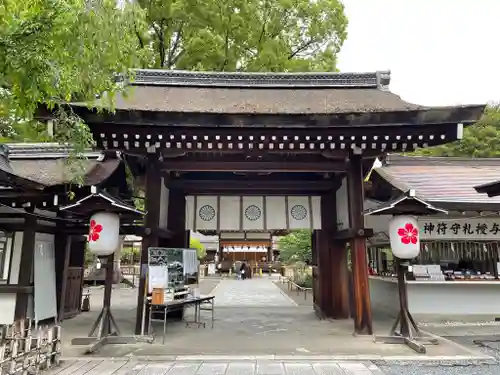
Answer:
xmin=365 ymin=190 xmax=448 ymax=353
xmin=60 ymin=186 xmax=146 ymax=353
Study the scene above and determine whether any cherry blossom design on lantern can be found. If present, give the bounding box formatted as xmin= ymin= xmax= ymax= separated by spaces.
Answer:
xmin=397 ymin=223 xmax=419 ymax=245
xmin=88 ymin=219 xmax=103 ymax=242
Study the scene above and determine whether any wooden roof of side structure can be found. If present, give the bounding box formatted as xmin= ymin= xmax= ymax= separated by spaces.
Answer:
xmin=0 ymin=143 xmax=132 ymax=209
xmin=475 ymin=179 xmax=500 ymax=197
xmin=370 ymin=154 xmax=500 ymax=211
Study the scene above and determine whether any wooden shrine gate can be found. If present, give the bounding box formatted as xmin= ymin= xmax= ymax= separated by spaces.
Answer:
xmin=37 ymin=69 xmax=484 ymax=335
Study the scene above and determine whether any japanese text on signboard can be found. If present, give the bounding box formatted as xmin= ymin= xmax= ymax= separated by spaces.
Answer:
xmin=418 ymin=218 xmax=500 ymax=240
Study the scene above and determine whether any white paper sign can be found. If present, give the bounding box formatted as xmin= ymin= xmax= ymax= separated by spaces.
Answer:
xmin=148 ymin=265 xmax=168 ymax=293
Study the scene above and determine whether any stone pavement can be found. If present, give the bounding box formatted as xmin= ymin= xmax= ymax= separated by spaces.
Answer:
xmin=60 ymin=277 xmax=490 ymax=360
xmin=46 ymin=359 xmax=386 ymax=374
xmin=210 ymin=278 xmax=297 ymax=306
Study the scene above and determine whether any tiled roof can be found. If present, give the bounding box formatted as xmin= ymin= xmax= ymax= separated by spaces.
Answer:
xmin=0 ymin=143 xmax=121 ymax=188
xmin=6 ymin=158 xmax=121 ymax=187
xmin=373 ymin=154 xmax=500 ymax=205
xmin=98 ymin=70 xmax=485 ymax=118
xmin=113 ymin=85 xmax=423 ymax=114
xmin=130 ymin=70 xmax=389 ymax=88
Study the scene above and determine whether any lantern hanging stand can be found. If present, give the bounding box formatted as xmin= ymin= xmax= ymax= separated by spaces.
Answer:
xmin=376 ymin=257 xmax=438 ymax=353
xmin=82 ymin=254 xmax=124 ymax=351
xmin=61 ymin=186 xmax=150 ymax=353
xmin=364 ymin=189 xmax=447 ymax=354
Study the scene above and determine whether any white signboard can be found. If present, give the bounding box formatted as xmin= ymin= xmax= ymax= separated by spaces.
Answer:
xmin=418 ymin=218 xmax=500 ymax=241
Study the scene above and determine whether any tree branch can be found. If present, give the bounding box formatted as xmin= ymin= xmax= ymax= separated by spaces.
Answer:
xmin=167 ymin=22 xmax=184 ymax=68
xmin=220 ymin=13 xmax=232 ymax=71
xmin=151 ymin=20 xmax=166 ymax=68
xmin=288 ymin=39 xmax=316 ymax=60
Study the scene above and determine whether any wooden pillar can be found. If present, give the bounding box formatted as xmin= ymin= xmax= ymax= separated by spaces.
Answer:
xmin=267 ymin=246 xmax=272 ymax=262
xmin=315 ymin=230 xmax=331 ymax=317
xmin=185 ymin=230 xmax=190 ymax=249
xmin=134 ymin=156 xmax=161 ymax=335
xmin=167 ymin=189 xmax=187 ymax=248
xmin=320 ymin=191 xmax=350 ymax=319
xmin=311 ymin=230 xmax=319 ymax=313
xmin=54 ymin=220 xmax=66 ymax=318
xmin=58 ymin=235 xmax=72 ymax=321
xmin=347 ymin=153 xmax=373 ymax=335
xmin=15 ymin=209 xmax=36 ymax=320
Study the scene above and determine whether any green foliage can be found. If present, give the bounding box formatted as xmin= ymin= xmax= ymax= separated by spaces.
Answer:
xmin=0 ymin=0 xmax=149 ymax=148
xmin=189 ymin=237 xmax=206 ymax=259
xmin=121 ymin=245 xmax=141 ymax=264
xmin=296 ymin=273 xmax=313 ymax=288
xmin=0 ymin=0 xmax=348 ymax=150
xmin=412 ymin=105 xmax=500 ymax=157
xmin=137 ymin=0 xmax=348 ymax=72
xmin=291 ymin=262 xmax=313 ymax=287
xmin=278 ymin=229 xmax=312 ymax=263
xmin=84 ymin=245 xmax=95 ymax=266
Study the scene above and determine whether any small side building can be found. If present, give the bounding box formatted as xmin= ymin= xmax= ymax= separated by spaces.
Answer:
xmin=0 ymin=143 xmax=137 ymax=324
xmin=367 ymin=154 xmax=500 ymax=318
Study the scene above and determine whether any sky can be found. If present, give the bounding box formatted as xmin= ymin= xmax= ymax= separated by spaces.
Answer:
xmin=337 ymin=0 xmax=500 ymax=106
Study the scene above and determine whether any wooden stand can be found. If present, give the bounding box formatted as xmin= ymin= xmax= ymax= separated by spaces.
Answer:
xmin=375 ymin=259 xmax=438 ymax=353
xmin=71 ymin=255 xmax=147 ymax=353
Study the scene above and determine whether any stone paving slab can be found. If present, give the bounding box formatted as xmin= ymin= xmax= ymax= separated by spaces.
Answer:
xmin=45 ymin=360 xmax=386 ymax=375
xmin=211 ymin=278 xmax=297 ymax=307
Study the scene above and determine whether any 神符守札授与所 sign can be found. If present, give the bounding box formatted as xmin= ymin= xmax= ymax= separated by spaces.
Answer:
xmin=417 ymin=218 xmax=500 ymax=240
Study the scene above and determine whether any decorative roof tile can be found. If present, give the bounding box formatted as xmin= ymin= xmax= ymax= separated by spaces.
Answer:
xmin=130 ymin=69 xmax=387 ymax=89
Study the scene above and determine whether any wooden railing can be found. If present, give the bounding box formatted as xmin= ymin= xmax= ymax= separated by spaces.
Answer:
xmin=0 ymin=319 xmax=61 ymax=374
xmin=279 ymin=275 xmax=313 ymax=301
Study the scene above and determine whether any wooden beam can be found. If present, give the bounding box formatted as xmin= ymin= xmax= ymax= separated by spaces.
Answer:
xmin=333 ymin=228 xmax=374 ymax=241
xmin=169 ymin=179 xmax=337 ymax=193
xmin=89 ymin=121 xmax=462 ymax=154
xmin=163 ymin=161 xmax=344 ymax=172
xmin=0 ymin=285 xmax=33 ymax=294
xmin=57 ymin=105 xmax=481 ymax=128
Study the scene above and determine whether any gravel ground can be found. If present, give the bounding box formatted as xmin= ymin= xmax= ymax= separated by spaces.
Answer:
xmin=377 ymin=337 xmax=500 ymax=374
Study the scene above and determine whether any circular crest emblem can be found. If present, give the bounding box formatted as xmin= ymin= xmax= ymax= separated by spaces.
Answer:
xmin=290 ymin=205 xmax=307 ymax=220
xmin=198 ymin=205 xmax=216 ymax=221
xmin=244 ymin=205 xmax=262 ymax=221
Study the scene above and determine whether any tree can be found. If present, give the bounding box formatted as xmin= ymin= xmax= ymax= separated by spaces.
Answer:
xmin=278 ymin=229 xmax=312 ymax=263
xmin=412 ymin=105 xmax=499 ymax=157
xmin=189 ymin=237 xmax=206 ymax=259
xmin=0 ymin=0 xmax=149 ymax=149
xmin=137 ymin=0 xmax=348 ymax=72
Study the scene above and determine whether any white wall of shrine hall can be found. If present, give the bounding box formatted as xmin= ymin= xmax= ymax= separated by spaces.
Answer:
xmin=0 ymin=207 xmax=58 ymax=325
